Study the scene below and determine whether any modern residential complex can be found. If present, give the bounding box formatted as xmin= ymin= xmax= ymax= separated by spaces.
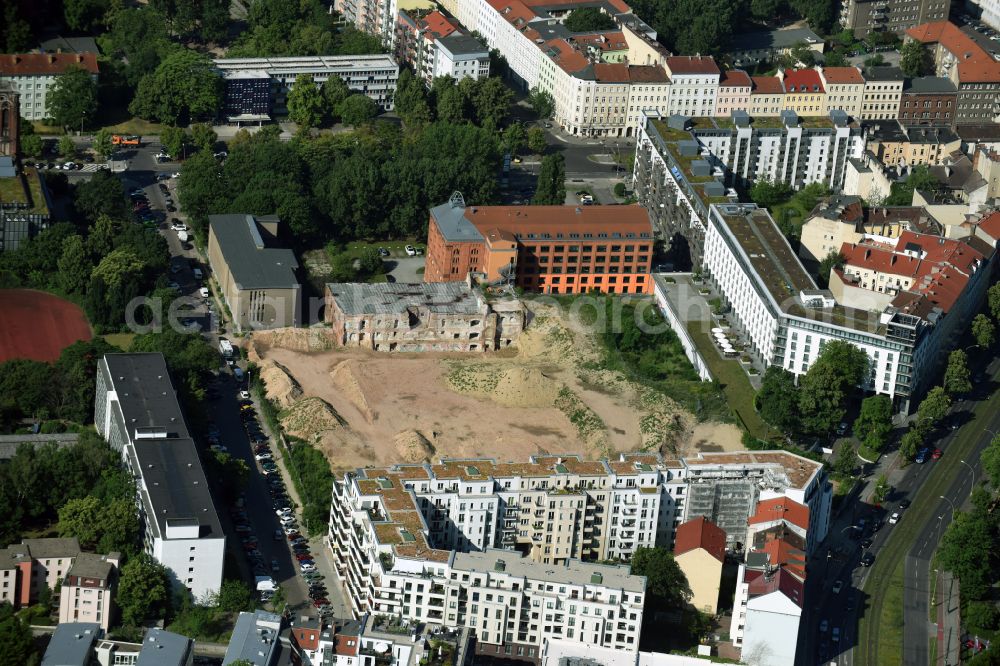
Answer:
xmin=632 ymin=111 xmax=863 ymax=266
xmin=336 ymin=0 xmax=399 ymax=47
xmin=838 ymin=0 xmax=950 ymax=36
xmin=324 ymin=279 xmax=526 ymax=352
xmin=207 ymin=213 xmax=301 ymax=332
xmin=905 ymin=21 xmax=1000 ymax=126
xmin=327 ymin=450 xmax=830 ymax=661
xmin=424 ymin=193 xmax=655 ymax=295
xmin=0 ymin=52 xmax=99 ymax=120
xmin=213 ymin=55 xmax=399 ymax=122
xmin=395 ymin=9 xmax=490 ymax=85
xmin=94 ymin=353 xmax=226 ymax=600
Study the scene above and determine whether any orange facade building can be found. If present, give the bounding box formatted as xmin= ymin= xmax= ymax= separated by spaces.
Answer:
xmin=425 ymin=196 xmax=654 ymax=294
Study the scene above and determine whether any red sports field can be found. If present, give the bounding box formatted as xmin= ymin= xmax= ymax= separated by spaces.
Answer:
xmin=0 ymin=290 xmax=93 ymax=363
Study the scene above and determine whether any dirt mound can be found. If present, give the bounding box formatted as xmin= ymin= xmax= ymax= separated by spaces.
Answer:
xmin=251 ymin=327 xmax=337 ymax=353
xmin=330 ymin=359 xmax=374 ymax=423
xmin=260 ymin=361 xmax=302 ymax=409
xmin=393 ymin=429 xmax=436 ymax=463
xmin=491 ymin=367 xmax=561 ymax=408
xmin=280 ymin=397 xmax=345 ymax=441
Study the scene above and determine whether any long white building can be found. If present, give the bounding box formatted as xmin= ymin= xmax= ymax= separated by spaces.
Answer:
xmin=94 ymin=354 xmax=225 ymax=601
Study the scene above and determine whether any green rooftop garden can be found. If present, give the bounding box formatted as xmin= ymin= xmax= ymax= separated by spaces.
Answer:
xmin=0 ymin=170 xmax=49 ymax=214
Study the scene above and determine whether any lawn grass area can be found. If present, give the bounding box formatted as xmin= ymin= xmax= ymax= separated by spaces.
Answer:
xmin=858 ymin=443 xmax=881 ymax=463
xmin=101 ymin=117 xmax=165 ymax=135
xmin=31 ymin=121 xmax=65 ymax=135
xmin=770 ymin=201 xmax=807 ymax=233
xmin=342 ymin=239 xmax=424 ymax=258
xmin=685 ymin=322 xmax=770 ymax=440
xmin=102 ymin=333 xmax=136 ymax=350
xmin=878 ymin=559 xmax=906 ymax=665
xmin=0 ymin=174 xmax=29 ymax=204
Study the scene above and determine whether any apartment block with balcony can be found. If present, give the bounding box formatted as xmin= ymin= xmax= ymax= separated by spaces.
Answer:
xmin=58 ymin=553 xmax=120 ymax=632
xmin=839 ymin=0 xmax=949 ymax=36
xmin=395 ymin=10 xmax=489 ymax=86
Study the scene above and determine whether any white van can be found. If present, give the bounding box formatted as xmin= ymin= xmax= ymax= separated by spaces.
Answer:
xmin=199 ymin=286 xmax=210 ymax=299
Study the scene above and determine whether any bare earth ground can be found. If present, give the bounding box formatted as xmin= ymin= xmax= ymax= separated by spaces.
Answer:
xmin=249 ymin=302 xmax=743 ymax=471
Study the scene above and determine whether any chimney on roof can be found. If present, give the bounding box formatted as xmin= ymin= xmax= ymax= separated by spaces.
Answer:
xmin=48 ymin=54 xmax=56 ymax=64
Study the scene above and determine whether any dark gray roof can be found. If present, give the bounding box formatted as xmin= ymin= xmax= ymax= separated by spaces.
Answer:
xmin=101 ymin=354 xmax=223 ymax=539
xmin=438 ymin=33 xmax=489 ymax=58
xmin=726 ymin=27 xmax=822 ymax=52
xmin=224 ymin=610 xmax=283 ymax=665
xmin=38 ymin=36 xmax=99 ymax=55
xmin=325 ymin=282 xmax=487 ymax=315
xmin=42 ymin=623 xmax=101 ymax=666
xmin=955 ymin=124 xmax=1000 ymax=141
xmin=903 ymin=76 xmax=957 ymax=93
xmin=429 ymin=201 xmax=485 ymax=243
xmin=869 ymin=121 xmax=907 ymax=142
xmin=864 ymin=66 xmax=904 ymax=81
xmin=22 ymin=537 xmax=81 ymax=560
xmin=136 ymin=629 xmax=192 ymax=666
xmin=66 ymin=552 xmax=117 ymax=581
xmin=0 ymin=156 xmax=15 ymax=178
xmin=209 ymin=214 xmax=299 ymax=290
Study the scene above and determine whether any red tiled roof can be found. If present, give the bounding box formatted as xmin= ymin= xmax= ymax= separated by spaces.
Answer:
xmin=594 ymin=63 xmax=669 ymax=82
xmin=674 ymin=516 xmax=727 ymax=563
xmin=573 ymin=32 xmax=628 ymax=51
xmin=489 ymin=0 xmax=538 ymax=27
xmin=720 ymin=69 xmax=752 ymax=87
xmin=666 ymin=56 xmax=720 ymax=76
xmin=292 ymin=627 xmax=319 ymax=651
xmin=420 ymin=10 xmax=458 ymax=40
xmin=782 ymin=68 xmax=824 ymax=93
xmin=334 ymin=634 xmax=359 ymax=656
xmin=906 ymin=21 xmax=1000 ymax=83
xmin=758 ymin=538 xmax=807 ymax=580
xmin=542 ymin=39 xmax=589 ymax=74
xmin=748 ymin=497 xmax=810 ymax=530
xmin=975 ymin=211 xmax=1000 ymax=242
xmin=461 ymin=204 xmax=653 ymax=237
xmin=745 ymin=567 xmax=805 ymax=607
xmin=0 ymin=52 xmax=98 ymax=76
xmin=821 ymin=66 xmax=864 ymax=84
xmin=751 ymin=75 xmax=784 ymax=94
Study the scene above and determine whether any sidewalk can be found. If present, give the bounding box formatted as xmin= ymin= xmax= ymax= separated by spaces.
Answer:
xmin=937 ymin=570 xmax=961 ymax=665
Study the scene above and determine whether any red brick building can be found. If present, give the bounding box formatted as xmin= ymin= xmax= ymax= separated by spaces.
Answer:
xmin=425 ymin=195 xmax=654 ymax=294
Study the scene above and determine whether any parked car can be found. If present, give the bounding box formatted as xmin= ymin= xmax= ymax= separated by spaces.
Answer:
xmin=889 ymin=512 xmax=901 ymax=524
xmin=899 ymin=498 xmax=911 ymax=510
xmin=300 ymin=563 xmax=317 ymax=572
xmin=861 ymin=551 xmax=876 ymax=567
xmin=915 ymin=448 xmax=930 ymax=463
xmin=931 ymin=448 xmax=943 ymax=460
xmin=405 ymin=245 xmax=417 ymax=256
xmin=819 ymin=619 xmax=828 ymax=633
xmin=832 ymin=580 xmax=843 ymax=594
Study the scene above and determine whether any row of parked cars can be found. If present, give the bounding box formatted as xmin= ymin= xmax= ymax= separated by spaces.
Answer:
xmin=241 ymin=396 xmax=335 ymax=615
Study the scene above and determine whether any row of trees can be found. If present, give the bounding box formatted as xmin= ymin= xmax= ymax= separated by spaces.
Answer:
xmin=227 ymin=0 xmax=383 ymax=58
xmin=178 ymin=120 xmax=504 ymax=244
xmin=286 ymin=74 xmax=379 ymax=130
xmin=758 ymin=340 xmax=870 ymax=436
xmin=394 ymin=70 xmax=515 ymax=132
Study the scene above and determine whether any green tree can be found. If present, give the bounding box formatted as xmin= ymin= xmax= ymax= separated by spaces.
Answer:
xmin=817 ymin=249 xmax=846 ymax=288
xmin=63 ymin=0 xmax=111 ymax=32
xmin=57 ymin=235 xmax=92 ymax=295
xmin=58 ymin=135 xmax=76 ymax=158
xmin=47 ymin=67 xmax=99 ymax=130
xmin=472 ymin=77 xmax=513 ymax=129
xmin=321 ymin=75 xmax=351 ymax=122
xmin=189 ymin=123 xmax=217 ymax=152
xmin=527 ymin=126 xmax=547 ymax=154
xmin=392 ymin=68 xmax=428 ymax=125
xmin=92 ymin=128 xmax=114 ymax=160
xmin=629 ymin=547 xmax=692 ymax=609
xmin=798 ymin=340 xmax=869 ymax=435
xmin=980 ymin=434 xmax=1000 ymax=488
xmin=789 ymin=42 xmax=817 ymax=67
xmin=503 ymin=122 xmax=527 ymax=155
xmin=130 ymin=50 xmax=223 ymax=124
xmin=528 ymin=87 xmax=554 ymax=119
xmin=900 ymin=39 xmax=931 ymax=77
xmin=357 ymin=247 xmax=383 ymax=278
xmin=872 ymin=474 xmax=890 ymax=504
xmin=972 ymin=313 xmax=996 ymax=348
xmin=937 ymin=510 xmax=994 ymax=599
xmin=214 ymin=580 xmax=255 ymax=612
xmin=916 ymin=386 xmax=951 ymax=427
xmin=564 ymin=6 xmax=616 ymax=31
xmin=887 ymin=164 xmax=940 ymax=205
xmin=853 ymin=394 xmax=893 ymax=452
xmin=0 ymin=602 xmax=39 ymax=665
xmin=287 ymin=74 xmax=325 ymax=129
xmin=532 ymin=153 xmax=566 ymax=205
xmin=91 ymin=248 xmax=145 ymax=290
xmin=117 ymin=554 xmax=171 ymax=626
xmin=20 ymin=134 xmax=43 ymax=158
xmin=338 ymin=94 xmax=378 ymax=127
xmin=944 ymin=350 xmax=972 ymax=396
xmin=104 ymin=7 xmax=175 ymax=86
xmin=757 ymin=366 xmax=800 ymax=433
xmin=160 ymin=126 xmax=187 ymax=159
xmin=834 ymin=443 xmax=856 ymax=477
xmin=749 ymin=179 xmax=793 ymax=208
xmin=75 ymin=171 xmax=131 ymax=223
xmin=900 ymin=427 xmax=923 ymax=459
xmin=823 ymin=50 xmax=849 ymax=67
xmin=436 ymin=84 xmax=467 ymax=124
xmin=1 ymin=5 xmax=33 ymax=53
xmin=58 ymin=495 xmax=139 ymax=553
xmin=750 ymin=0 xmax=786 ymax=20
xmin=989 ymin=282 xmax=1000 ymax=323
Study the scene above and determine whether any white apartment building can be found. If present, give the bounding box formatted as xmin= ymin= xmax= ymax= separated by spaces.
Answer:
xmin=336 ymin=0 xmax=398 ymax=48
xmin=433 ymin=34 xmax=490 ymax=81
xmin=715 ymin=70 xmax=752 ymax=118
xmin=94 ymin=354 xmax=225 ymax=601
xmin=664 ymin=56 xmax=720 ymax=117
xmin=972 ymin=0 xmax=1000 ymax=31
xmin=861 ymin=67 xmax=905 ymax=120
xmin=214 ymin=55 xmax=400 ymax=114
xmin=0 ymin=52 xmax=99 ymax=120
xmin=396 ymin=10 xmax=490 ymax=86
xmin=58 ymin=553 xmax=119 ymax=632
xmin=730 ymin=558 xmax=803 ymax=665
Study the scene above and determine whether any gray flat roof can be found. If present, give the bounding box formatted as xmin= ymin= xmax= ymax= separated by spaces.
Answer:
xmin=726 ymin=27 xmax=822 ymax=51
xmin=864 ymin=66 xmax=904 ymax=81
xmin=102 ymin=354 xmax=223 ymax=539
xmin=38 ymin=36 xmax=99 ymax=55
xmin=903 ymin=76 xmax=957 ymax=93
xmin=438 ymin=34 xmax=489 ymax=58
xmin=209 ymin=214 xmax=299 ymax=290
xmin=224 ymin=610 xmax=283 ymax=665
xmin=22 ymin=537 xmax=80 ymax=560
xmin=326 ymin=282 xmax=486 ymax=315
xmin=136 ymin=629 xmax=192 ymax=666
xmin=214 ymin=54 xmax=397 ymax=73
xmin=452 ymin=548 xmax=646 ymax=593
xmin=66 ymin=553 xmax=116 ymax=581
xmin=42 ymin=623 xmax=101 ymax=666
xmin=429 ymin=202 xmax=485 ymax=243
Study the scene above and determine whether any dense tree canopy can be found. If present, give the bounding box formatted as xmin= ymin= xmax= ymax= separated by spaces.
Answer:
xmin=0 ymin=603 xmax=38 ymax=665
xmin=46 ymin=67 xmax=99 ymax=129
xmin=149 ymin=0 xmax=229 ymax=42
xmin=629 ymin=547 xmax=692 ymax=609
xmin=852 ymin=394 xmax=893 ymax=453
xmin=101 ymin=7 xmax=178 ymax=86
xmin=757 ymin=367 xmax=799 ymax=433
xmin=118 ymin=554 xmax=172 ymax=626
xmin=972 ymin=313 xmax=996 ymax=349
xmin=564 ymin=7 xmax=617 ymax=32
xmin=943 ymin=350 xmax=972 ymax=396
xmin=798 ymin=340 xmax=869 ymax=435
xmin=130 ymin=50 xmax=223 ymax=124
xmin=287 ymin=74 xmax=326 ymax=129
xmin=533 ymin=154 xmax=566 ymax=205
xmin=228 ymin=0 xmax=383 ymax=57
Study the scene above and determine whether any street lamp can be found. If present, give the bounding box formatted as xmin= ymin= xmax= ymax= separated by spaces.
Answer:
xmin=939 ymin=495 xmax=956 ymax=521
xmin=987 ymin=427 xmax=999 ymax=440
xmin=959 ymin=459 xmax=976 ymax=484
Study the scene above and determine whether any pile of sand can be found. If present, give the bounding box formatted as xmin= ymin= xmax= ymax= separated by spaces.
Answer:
xmin=280 ymin=397 xmax=346 ymax=441
xmin=251 ymin=327 xmax=337 ymax=354
xmin=330 ymin=359 xmax=373 ymax=423
xmin=393 ymin=429 xmax=435 ymax=463
xmin=260 ymin=361 xmax=302 ymax=409
xmin=491 ymin=367 xmax=561 ymax=408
